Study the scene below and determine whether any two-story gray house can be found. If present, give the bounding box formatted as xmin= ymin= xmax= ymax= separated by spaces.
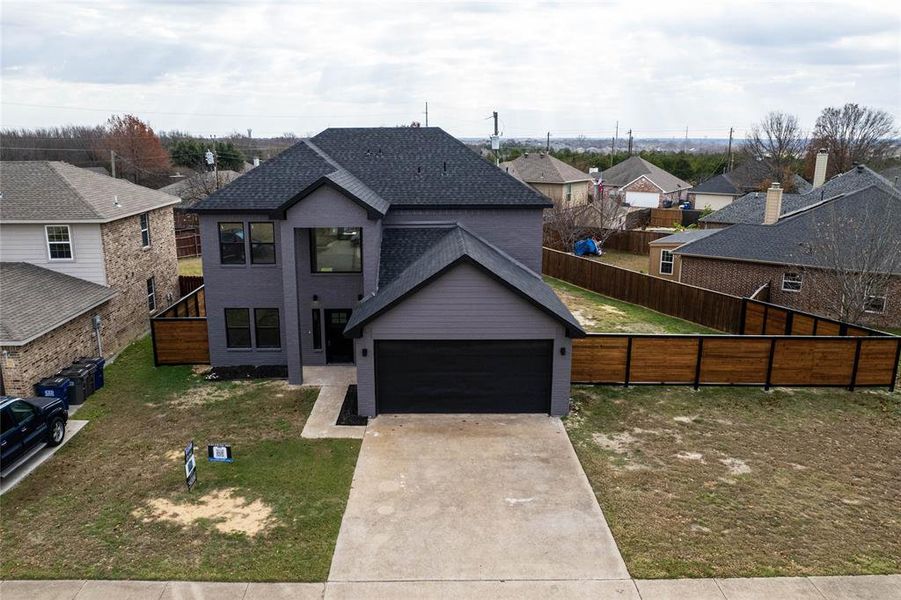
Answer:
xmin=192 ymin=127 xmax=584 ymax=417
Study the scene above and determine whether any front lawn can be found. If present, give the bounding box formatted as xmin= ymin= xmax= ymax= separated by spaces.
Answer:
xmin=545 ymin=276 xmax=715 ymax=334
xmin=565 ymin=385 xmax=901 ymax=578
xmin=0 ymin=338 xmax=360 ymax=582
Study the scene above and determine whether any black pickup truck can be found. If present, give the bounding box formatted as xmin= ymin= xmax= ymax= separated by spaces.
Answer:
xmin=0 ymin=396 xmax=68 ymax=478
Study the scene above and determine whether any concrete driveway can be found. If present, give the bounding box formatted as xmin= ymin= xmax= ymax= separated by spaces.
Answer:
xmin=329 ymin=414 xmax=629 ymax=582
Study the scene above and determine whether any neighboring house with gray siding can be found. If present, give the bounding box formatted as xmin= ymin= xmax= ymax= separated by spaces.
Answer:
xmin=0 ymin=161 xmax=180 ymax=396
xmin=192 ymin=127 xmax=584 ymax=417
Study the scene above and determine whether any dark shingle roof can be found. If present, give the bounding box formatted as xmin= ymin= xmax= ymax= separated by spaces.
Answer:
xmin=701 ymin=165 xmax=892 ymax=225
xmin=691 ymin=161 xmax=811 ymax=197
xmin=192 ymin=128 xmax=551 ymax=213
xmin=600 ymin=156 xmax=690 ymax=192
xmin=0 ymin=161 xmax=180 ymax=222
xmin=677 ymin=185 xmax=901 ymax=272
xmin=345 ymin=226 xmax=584 ymax=337
xmin=378 ymin=226 xmax=456 ymax=286
xmin=501 ymin=152 xmax=591 ymax=184
xmin=0 ymin=262 xmax=117 ymax=344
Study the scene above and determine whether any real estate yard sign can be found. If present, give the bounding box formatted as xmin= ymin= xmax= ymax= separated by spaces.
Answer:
xmin=207 ymin=443 xmax=233 ymax=463
xmin=184 ymin=440 xmax=197 ymax=490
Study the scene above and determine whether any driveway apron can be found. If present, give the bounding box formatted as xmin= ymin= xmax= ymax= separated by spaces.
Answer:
xmin=328 ymin=414 xmax=629 ymax=582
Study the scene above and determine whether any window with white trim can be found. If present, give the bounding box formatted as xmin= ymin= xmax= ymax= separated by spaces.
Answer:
xmin=659 ymin=250 xmax=674 ymax=275
xmin=781 ymin=272 xmax=803 ymax=292
xmin=864 ymin=295 xmax=886 ymax=314
xmin=147 ymin=277 xmax=156 ymax=312
xmin=45 ymin=225 xmax=73 ymax=260
xmin=139 ymin=212 xmax=151 ymax=248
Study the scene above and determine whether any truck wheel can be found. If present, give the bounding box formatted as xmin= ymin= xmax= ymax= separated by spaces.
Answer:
xmin=47 ymin=418 xmax=66 ymax=446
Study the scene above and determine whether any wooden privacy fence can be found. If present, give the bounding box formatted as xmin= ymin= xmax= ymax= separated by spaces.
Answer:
xmin=543 ymin=228 xmax=668 ymax=255
xmin=176 ymin=231 xmax=202 ymax=258
xmin=543 ymin=247 xmax=744 ymax=332
xmin=151 ymin=285 xmax=210 ymax=365
xmin=741 ymin=298 xmax=888 ymax=337
xmin=178 ymin=275 xmax=205 ymax=298
xmin=649 ymin=208 xmax=683 ymax=228
xmin=572 ymin=334 xmax=900 ymax=391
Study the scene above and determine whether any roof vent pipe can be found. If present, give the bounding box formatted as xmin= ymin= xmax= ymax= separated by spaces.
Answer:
xmin=763 ymin=182 xmax=783 ymax=225
xmin=812 ymin=149 xmax=828 ymax=189
xmin=856 ymin=164 xmax=865 ymax=173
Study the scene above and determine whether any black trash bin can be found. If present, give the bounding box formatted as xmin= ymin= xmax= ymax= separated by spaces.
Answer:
xmin=57 ymin=365 xmax=93 ymax=404
xmin=34 ymin=376 xmax=75 ymax=409
xmin=74 ymin=357 xmax=105 ymax=390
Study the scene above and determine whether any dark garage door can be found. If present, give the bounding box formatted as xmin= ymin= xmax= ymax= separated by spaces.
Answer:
xmin=375 ymin=340 xmax=553 ymax=414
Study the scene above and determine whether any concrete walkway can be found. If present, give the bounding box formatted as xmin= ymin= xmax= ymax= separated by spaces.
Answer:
xmin=3 ymin=575 xmax=898 ymax=599
xmin=299 ymin=366 xmax=365 ymax=440
xmin=329 ymin=414 xmax=629 ymax=582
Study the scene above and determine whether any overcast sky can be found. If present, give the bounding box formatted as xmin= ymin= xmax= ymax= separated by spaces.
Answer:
xmin=1 ymin=0 xmax=899 ymax=140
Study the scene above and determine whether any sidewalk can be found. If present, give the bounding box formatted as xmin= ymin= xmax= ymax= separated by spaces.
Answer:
xmin=2 ymin=575 xmax=897 ymax=599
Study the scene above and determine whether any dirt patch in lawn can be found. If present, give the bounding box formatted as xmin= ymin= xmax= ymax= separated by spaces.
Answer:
xmin=566 ymin=385 xmax=901 ymax=578
xmin=134 ymin=488 xmax=274 ymax=536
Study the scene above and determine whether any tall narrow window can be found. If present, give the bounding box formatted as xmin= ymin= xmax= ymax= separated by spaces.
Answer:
xmin=250 ymin=222 xmax=276 ymax=264
xmin=46 ymin=225 xmax=73 ymax=260
xmin=312 ymin=309 xmax=322 ymax=350
xmin=225 ymin=308 xmax=251 ymax=348
xmin=310 ymin=227 xmax=362 ymax=272
xmin=254 ymin=308 xmax=281 ymax=348
xmin=660 ymin=250 xmax=674 ymax=275
xmin=146 ymin=277 xmax=156 ymax=311
xmin=139 ymin=212 xmax=151 ymax=248
xmin=219 ymin=222 xmax=246 ymax=264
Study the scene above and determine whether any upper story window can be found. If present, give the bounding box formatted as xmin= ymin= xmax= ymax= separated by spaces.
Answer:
xmin=310 ymin=227 xmax=362 ymax=273
xmin=864 ymin=295 xmax=886 ymax=314
xmin=219 ymin=222 xmax=246 ymax=264
xmin=139 ymin=212 xmax=151 ymax=248
xmin=781 ymin=272 xmax=803 ymax=292
xmin=250 ymin=222 xmax=276 ymax=264
xmin=660 ymin=250 xmax=674 ymax=275
xmin=45 ymin=225 xmax=73 ymax=260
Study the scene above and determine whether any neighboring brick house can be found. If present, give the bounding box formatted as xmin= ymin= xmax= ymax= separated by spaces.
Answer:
xmin=500 ymin=152 xmax=591 ymax=208
xmin=598 ymin=156 xmax=690 ymax=208
xmin=0 ymin=161 xmax=180 ymax=396
xmin=647 ymin=229 xmax=717 ymax=279
xmin=675 ymin=183 xmax=901 ymax=329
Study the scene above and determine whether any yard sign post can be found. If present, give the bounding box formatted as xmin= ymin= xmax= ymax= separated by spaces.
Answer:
xmin=185 ymin=440 xmax=197 ymax=491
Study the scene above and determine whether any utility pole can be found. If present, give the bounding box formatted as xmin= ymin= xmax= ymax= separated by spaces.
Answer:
xmin=627 ymin=129 xmax=633 ymax=156
xmin=493 ymin=111 xmax=498 ymax=136
xmin=424 ymin=102 xmax=429 ymax=127
xmin=727 ymin=126 xmax=734 ymax=172
xmin=110 ymin=150 xmax=116 ymax=178
xmin=492 ymin=111 xmax=500 ymax=166
xmin=611 ymin=121 xmax=618 ymax=168
xmin=546 ymin=131 xmax=550 ymax=153
xmin=683 ymin=126 xmax=688 ymax=153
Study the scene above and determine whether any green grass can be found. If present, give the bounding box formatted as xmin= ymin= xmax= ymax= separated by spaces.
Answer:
xmin=565 ymin=385 xmax=901 ymax=578
xmin=178 ymin=257 xmax=203 ymax=276
xmin=0 ymin=338 xmax=360 ymax=582
xmin=545 ymin=276 xmax=716 ymax=334
xmin=591 ymin=249 xmax=650 ymax=274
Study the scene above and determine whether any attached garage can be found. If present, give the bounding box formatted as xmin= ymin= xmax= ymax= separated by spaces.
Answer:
xmin=344 ymin=226 xmax=585 ymax=417
xmin=375 ymin=340 xmax=552 ymax=413
xmin=625 ymin=191 xmax=660 ymax=207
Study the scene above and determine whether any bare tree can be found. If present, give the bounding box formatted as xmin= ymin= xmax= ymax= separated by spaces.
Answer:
xmin=177 ymin=170 xmax=240 ymax=204
xmin=800 ymin=192 xmax=901 ymax=324
xmin=810 ymin=103 xmax=898 ymax=177
xmin=543 ymin=197 xmax=626 ymax=252
xmin=744 ymin=111 xmax=806 ymax=183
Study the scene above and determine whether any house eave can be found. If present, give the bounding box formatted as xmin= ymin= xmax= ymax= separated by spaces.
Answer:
xmin=0 ymin=293 xmax=117 ymax=347
xmin=0 ymin=199 xmax=182 ymax=225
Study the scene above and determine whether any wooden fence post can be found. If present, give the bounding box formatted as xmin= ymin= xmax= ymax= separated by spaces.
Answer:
xmin=624 ymin=336 xmax=633 ymax=387
xmin=693 ymin=338 xmax=704 ymax=390
xmin=765 ymin=338 xmax=777 ymax=390
xmin=849 ymin=338 xmax=863 ymax=391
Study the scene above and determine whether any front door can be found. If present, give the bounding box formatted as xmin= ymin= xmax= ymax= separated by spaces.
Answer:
xmin=325 ymin=309 xmax=354 ymax=364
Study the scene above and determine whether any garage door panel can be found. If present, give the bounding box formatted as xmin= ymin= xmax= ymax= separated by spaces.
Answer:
xmin=376 ymin=340 xmax=552 ymax=413
xmin=625 ymin=191 xmax=660 ymax=207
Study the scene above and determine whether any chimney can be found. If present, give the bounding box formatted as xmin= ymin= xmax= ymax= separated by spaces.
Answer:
xmin=763 ymin=183 xmax=783 ymax=224
xmin=812 ymin=148 xmax=828 ymax=188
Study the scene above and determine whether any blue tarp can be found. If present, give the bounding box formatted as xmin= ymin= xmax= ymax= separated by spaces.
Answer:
xmin=573 ymin=238 xmax=599 ymax=256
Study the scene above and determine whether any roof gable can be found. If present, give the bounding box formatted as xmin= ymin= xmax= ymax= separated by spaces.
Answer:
xmin=344 ymin=226 xmax=584 ymax=337
xmin=601 ymin=156 xmax=690 ymax=192
xmin=506 ymin=152 xmax=591 ymax=184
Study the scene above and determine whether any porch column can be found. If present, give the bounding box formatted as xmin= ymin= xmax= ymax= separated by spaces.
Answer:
xmin=281 ymin=223 xmax=303 ymax=385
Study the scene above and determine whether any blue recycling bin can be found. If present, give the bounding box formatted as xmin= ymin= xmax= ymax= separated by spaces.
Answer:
xmin=74 ymin=357 xmax=105 ymax=390
xmin=34 ymin=376 xmax=74 ymax=409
